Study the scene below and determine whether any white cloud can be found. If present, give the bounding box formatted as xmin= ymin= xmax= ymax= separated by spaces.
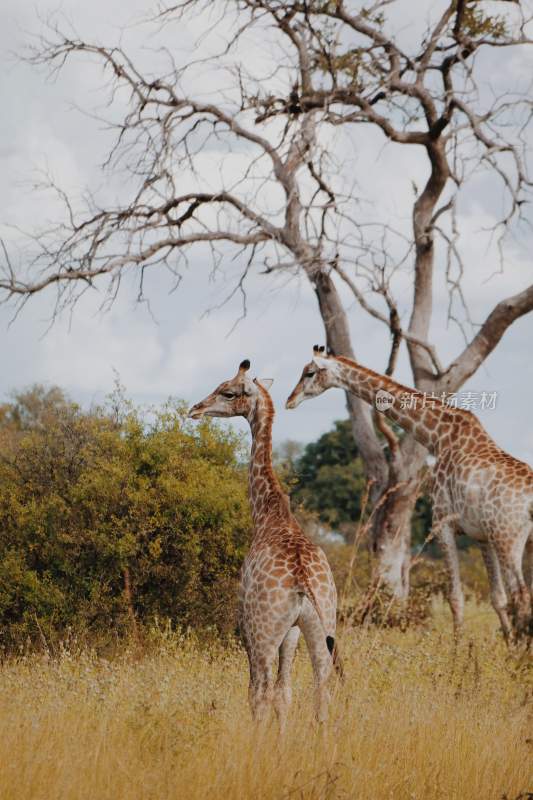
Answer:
xmin=0 ymin=0 xmax=532 ymax=465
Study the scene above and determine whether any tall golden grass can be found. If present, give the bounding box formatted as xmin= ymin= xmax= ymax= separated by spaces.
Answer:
xmin=0 ymin=600 xmax=531 ymax=800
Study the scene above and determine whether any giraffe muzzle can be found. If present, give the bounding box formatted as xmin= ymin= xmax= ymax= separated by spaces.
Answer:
xmin=285 ymin=393 xmax=302 ymax=410
xmin=188 ymin=403 xmax=206 ymax=420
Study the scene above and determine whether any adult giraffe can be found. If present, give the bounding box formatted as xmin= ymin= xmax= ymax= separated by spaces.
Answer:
xmin=286 ymin=347 xmax=533 ymax=641
xmin=189 ymin=359 xmax=342 ymax=727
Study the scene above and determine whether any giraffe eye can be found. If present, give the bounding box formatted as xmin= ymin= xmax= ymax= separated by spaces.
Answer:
xmin=304 ymin=372 xmax=315 ymax=379
xmin=221 ymin=391 xmax=236 ymax=399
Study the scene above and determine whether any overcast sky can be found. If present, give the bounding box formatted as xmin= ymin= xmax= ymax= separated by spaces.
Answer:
xmin=1 ymin=0 xmax=532 ymax=462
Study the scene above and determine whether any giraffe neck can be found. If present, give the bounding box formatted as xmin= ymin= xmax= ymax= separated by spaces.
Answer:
xmin=247 ymin=386 xmax=289 ymax=527
xmin=333 ymin=357 xmax=454 ymax=454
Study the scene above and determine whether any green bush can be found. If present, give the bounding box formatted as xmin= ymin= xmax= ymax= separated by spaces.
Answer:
xmin=0 ymin=386 xmax=250 ymax=648
xmin=284 ymin=420 xmax=366 ymax=527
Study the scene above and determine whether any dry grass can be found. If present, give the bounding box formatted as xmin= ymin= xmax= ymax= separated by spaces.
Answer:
xmin=0 ymin=600 xmax=531 ymax=800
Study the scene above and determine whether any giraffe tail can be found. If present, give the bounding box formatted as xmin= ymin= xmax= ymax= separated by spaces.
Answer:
xmin=326 ymin=635 xmax=345 ymax=682
xmin=298 ymin=573 xmax=344 ymax=682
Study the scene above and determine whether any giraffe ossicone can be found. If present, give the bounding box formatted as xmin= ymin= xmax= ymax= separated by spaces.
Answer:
xmin=189 ymin=359 xmax=342 ymax=727
xmin=286 ymin=347 xmax=533 ymax=641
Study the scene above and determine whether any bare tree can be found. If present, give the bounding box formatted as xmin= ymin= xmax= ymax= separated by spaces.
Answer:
xmin=209 ymin=0 xmax=533 ymax=598
xmin=2 ymin=0 xmax=533 ymax=605
xmin=0 ymin=6 xmax=389 ymax=506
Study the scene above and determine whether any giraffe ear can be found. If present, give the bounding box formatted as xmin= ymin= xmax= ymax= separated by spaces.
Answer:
xmin=256 ymin=378 xmax=273 ymax=391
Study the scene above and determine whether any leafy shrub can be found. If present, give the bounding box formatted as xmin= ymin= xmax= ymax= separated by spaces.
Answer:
xmin=0 ymin=386 xmax=250 ymax=648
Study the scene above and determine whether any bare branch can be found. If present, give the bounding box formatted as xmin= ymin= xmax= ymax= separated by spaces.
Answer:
xmin=334 ymin=261 xmax=444 ymax=377
xmin=442 ymin=283 xmax=533 ymax=390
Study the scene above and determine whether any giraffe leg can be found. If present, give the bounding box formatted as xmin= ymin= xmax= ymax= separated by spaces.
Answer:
xmin=298 ymin=600 xmax=333 ymax=723
xmin=480 ymin=542 xmax=512 ymax=643
xmin=524 ymin=537 xmax=533 ymax=639
xmin=437 ymin=521 xmax=464 ymax=637
xmin=248 ymin=644 xmax=277 ymax=724
xmin=273 ymin=625 xmax=300 ymax=732
xmin=523 ymin=536 xmax=533 ymax=597
xmin=492 ymin=537 xmax=531 ymax=639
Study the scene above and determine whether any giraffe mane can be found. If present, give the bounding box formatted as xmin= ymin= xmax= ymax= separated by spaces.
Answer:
xmin=254 ymin=381 xmax=290 ymax=513
xmin=333 ymin=354 xmax=485 ymax=429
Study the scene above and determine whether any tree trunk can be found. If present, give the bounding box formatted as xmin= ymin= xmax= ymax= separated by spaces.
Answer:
xmin=371 ymin=436 xmax=428 ymax=599
xmin=371 ymin=141 xmax=450 ymax=598
xmin=311 ymin=269 xmax=424 ymax=599
xmin=312 ymin=269 xmax=430 ymax=600
xmin=313 ymin=270 xmax=388 ymax=502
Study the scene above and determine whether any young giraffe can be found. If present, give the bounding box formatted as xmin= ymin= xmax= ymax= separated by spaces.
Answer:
xmin=188 ymin=360 xmax=342 ymax=726
xmin=286 ymin=347 xmax=533 ymax=640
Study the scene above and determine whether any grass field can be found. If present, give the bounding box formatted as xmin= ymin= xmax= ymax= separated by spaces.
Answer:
xmin=0 ymin=600 xmax=531 ymax=800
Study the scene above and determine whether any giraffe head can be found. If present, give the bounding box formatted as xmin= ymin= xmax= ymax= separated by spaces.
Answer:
xmin=285 ymin=346 xmax=339 ymax=409
xmin=188 ymin=360 xmax=273 ymax=421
